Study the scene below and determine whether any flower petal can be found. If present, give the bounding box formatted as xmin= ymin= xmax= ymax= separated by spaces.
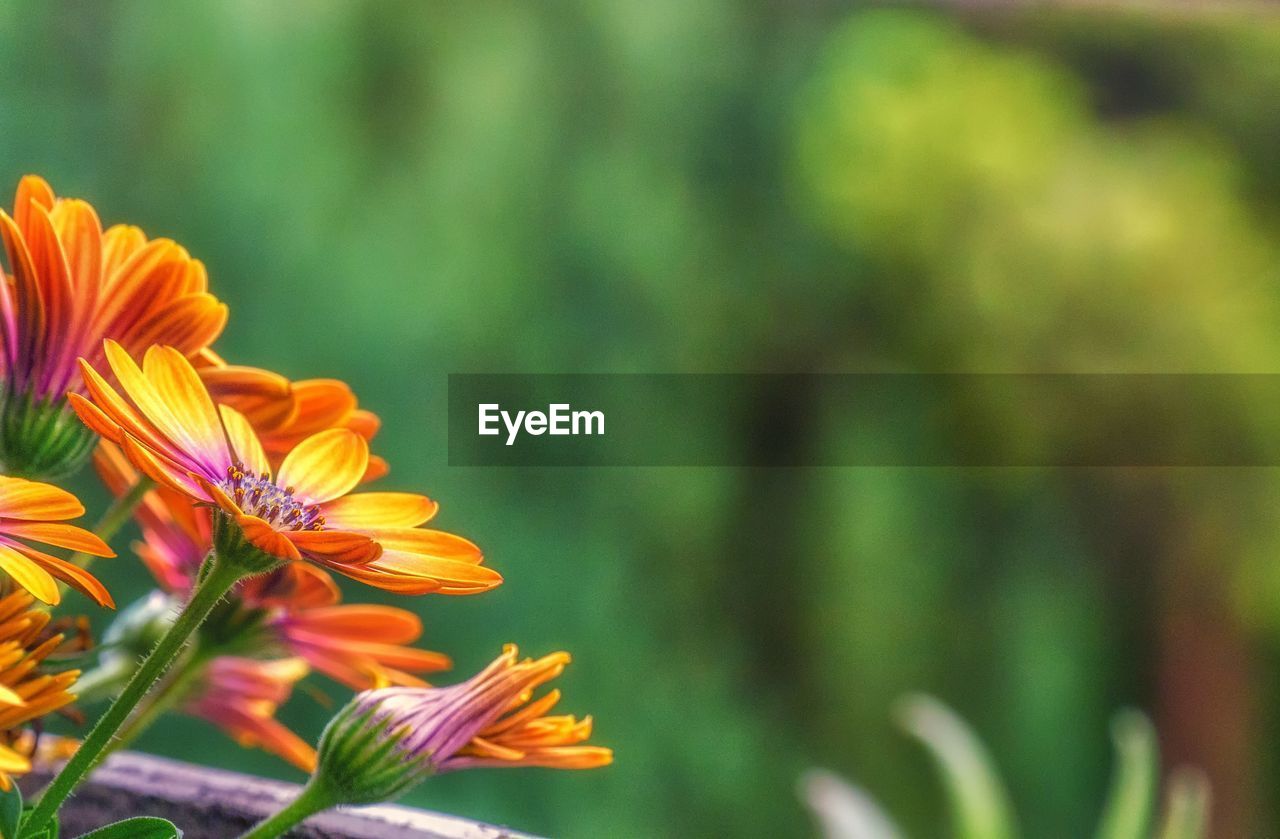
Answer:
xmin=371 ymin=528 xmax=484 ymax=563
xmin=121 ymin=434 xmax=210 ymax=502
xmin=0 ymin=545 xmax=59 ymax=605
xmin=287 ymin=529 xmax=381 ymax=566
xmin=0 ymin=522 xmax=113 ymax=556
xmin=0 ymin=477 xmax=83 ymax=522
xmin=220 ymin=405 xmax=271 ymax=477
xmin=320 ymin=493 xmax=438 ymax=529
xmin=365 ymin=551 xmax=502 ymax=595
xmin=236 ymin=514 xmax=302 ymax=562
xmin=276 ymin=429 xmax=368 ymax=503
xmin=7 ymin=544 xmax=114 ymax=608
xmin=141 ymin=344 xmax=231 ymax=467
xmin=289 ymin=605 xmax=423 ymax=644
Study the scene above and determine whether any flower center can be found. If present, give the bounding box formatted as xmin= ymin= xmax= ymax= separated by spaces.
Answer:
xmin=222 ymin=463 xmax=325 ymax=531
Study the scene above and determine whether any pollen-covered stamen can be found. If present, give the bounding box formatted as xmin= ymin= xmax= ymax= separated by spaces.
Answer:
xmin=222 ymin=462 xmax=324 ymax=531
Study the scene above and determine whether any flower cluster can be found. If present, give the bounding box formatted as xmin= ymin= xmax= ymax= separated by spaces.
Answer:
xmin=0 ymin=176 xmax=608 ymax=837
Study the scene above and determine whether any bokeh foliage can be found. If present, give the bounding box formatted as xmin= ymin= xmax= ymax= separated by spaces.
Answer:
xmin=0 ymin=2 xmax=1277 ymax=837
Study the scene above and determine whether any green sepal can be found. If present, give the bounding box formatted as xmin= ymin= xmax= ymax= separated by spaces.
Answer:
xmin=0 ymin=391 xmax=96 ymax=481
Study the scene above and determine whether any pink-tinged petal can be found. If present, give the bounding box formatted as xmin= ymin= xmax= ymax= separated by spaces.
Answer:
xmin=120 ymin=434 xmax=210 ymax=502
xmin=141 ymin=344 xmax=232 ymax=469
xmin=102 ymin=341 xmax=229 ymax=474
xmin=0 ymin=211 xmax=46 ymax=388
xmin=276 ymin=429 xmax=368 ymax=503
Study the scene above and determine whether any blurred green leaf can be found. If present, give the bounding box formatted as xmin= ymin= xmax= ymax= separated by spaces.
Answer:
xmin=1156 ymin=769 xmax=1211 ymax=839
xmin=1094 ymin=710 xmax=1158 ymax=839
xmin=0 ymin=783 xmax=18 ymax=839
xmin=896 ymin=694 xmax=1018 ymax=839
xmin=799 ymin=768 xmax=904 ymax=839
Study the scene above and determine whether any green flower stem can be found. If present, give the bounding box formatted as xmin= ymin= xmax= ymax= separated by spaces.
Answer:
xmin=71 ymin=476 xmax=154 ymax=568
xmin=25 ymin=549 xmax=245 ymax=834
xmin=239 ymin=775 xmax=339 ymax=839
xmin=100 ymin=646 xmax=213 ymax=761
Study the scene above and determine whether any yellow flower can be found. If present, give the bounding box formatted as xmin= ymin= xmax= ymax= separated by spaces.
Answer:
xmin=71 ymin=340 xmax=498 ymax=595
xmin=0 ymin=589 xmax=83 ymax=789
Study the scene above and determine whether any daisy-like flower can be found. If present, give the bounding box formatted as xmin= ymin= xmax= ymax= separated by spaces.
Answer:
xmin=0 ymin=475 xmax=113 ymax=606
xmin=184 ymin=656 xmax=316 ymax=772
xmin=0 ymin=176 xmax=226 ymax=478
xmin=96 ymin=442 xmax=454 ymax=690
xmin=70 ymin=340 xmax=499 ymax=594
xmin=0 ymin=589 xmax=84 ymax=788
xmin=314 ymin=645 xmax=612 ymax=806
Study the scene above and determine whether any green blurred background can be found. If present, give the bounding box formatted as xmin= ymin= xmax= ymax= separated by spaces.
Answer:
xmin=3 ymin=1 xmax=1280 ymax=836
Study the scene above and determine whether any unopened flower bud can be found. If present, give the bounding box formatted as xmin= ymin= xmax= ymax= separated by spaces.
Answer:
xmin=312 ymin=645 xmax=611 ymax=807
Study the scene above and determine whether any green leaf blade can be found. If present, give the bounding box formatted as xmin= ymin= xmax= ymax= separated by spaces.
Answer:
xmin=0 ymin=783 xmax=19 ymax=839
xmin=895 ymin=693 xmax=1018 ymax=839
xmin=1095 ymin=710 xmax=1159 ymax=839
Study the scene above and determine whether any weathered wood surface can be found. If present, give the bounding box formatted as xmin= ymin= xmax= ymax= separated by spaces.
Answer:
xmin=25 ymin=749 xmax=540 ymax=839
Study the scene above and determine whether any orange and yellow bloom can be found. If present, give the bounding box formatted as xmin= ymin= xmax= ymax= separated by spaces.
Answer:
xmin=70 ymin=340 xmax=499 ymax=595
xmin=0 ymin=589 xmax=84 ymax=788
xmin=184 ymin=656 xmax=316 ymax=772
xmin=0 ymin=476 xmax=113 ymax=606
xmin=265 ymin=575 xmax=451 ymax=690
xmin=0 ymin=176 xmax=226 ymax=402
xmin=0 ymin=176 xmax=227 ymax=477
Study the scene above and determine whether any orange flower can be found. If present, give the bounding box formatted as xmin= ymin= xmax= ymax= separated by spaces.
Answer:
xmin=97 ymin=444 xmax=451 ymax=690
xmin=71 ymin=340 xmax=498 ymax=595
xmin=184 ymin=656 xmax=316 ymax=772
xmin=0 ymin=476 xmax=113 ymax=606
xmin=0 ymin=176 xmax=225 ymax=404
xmin=0 ymin=589 xmax=85 ymax=788
xmin=256 ymin=566 xmax=451 ymax=689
